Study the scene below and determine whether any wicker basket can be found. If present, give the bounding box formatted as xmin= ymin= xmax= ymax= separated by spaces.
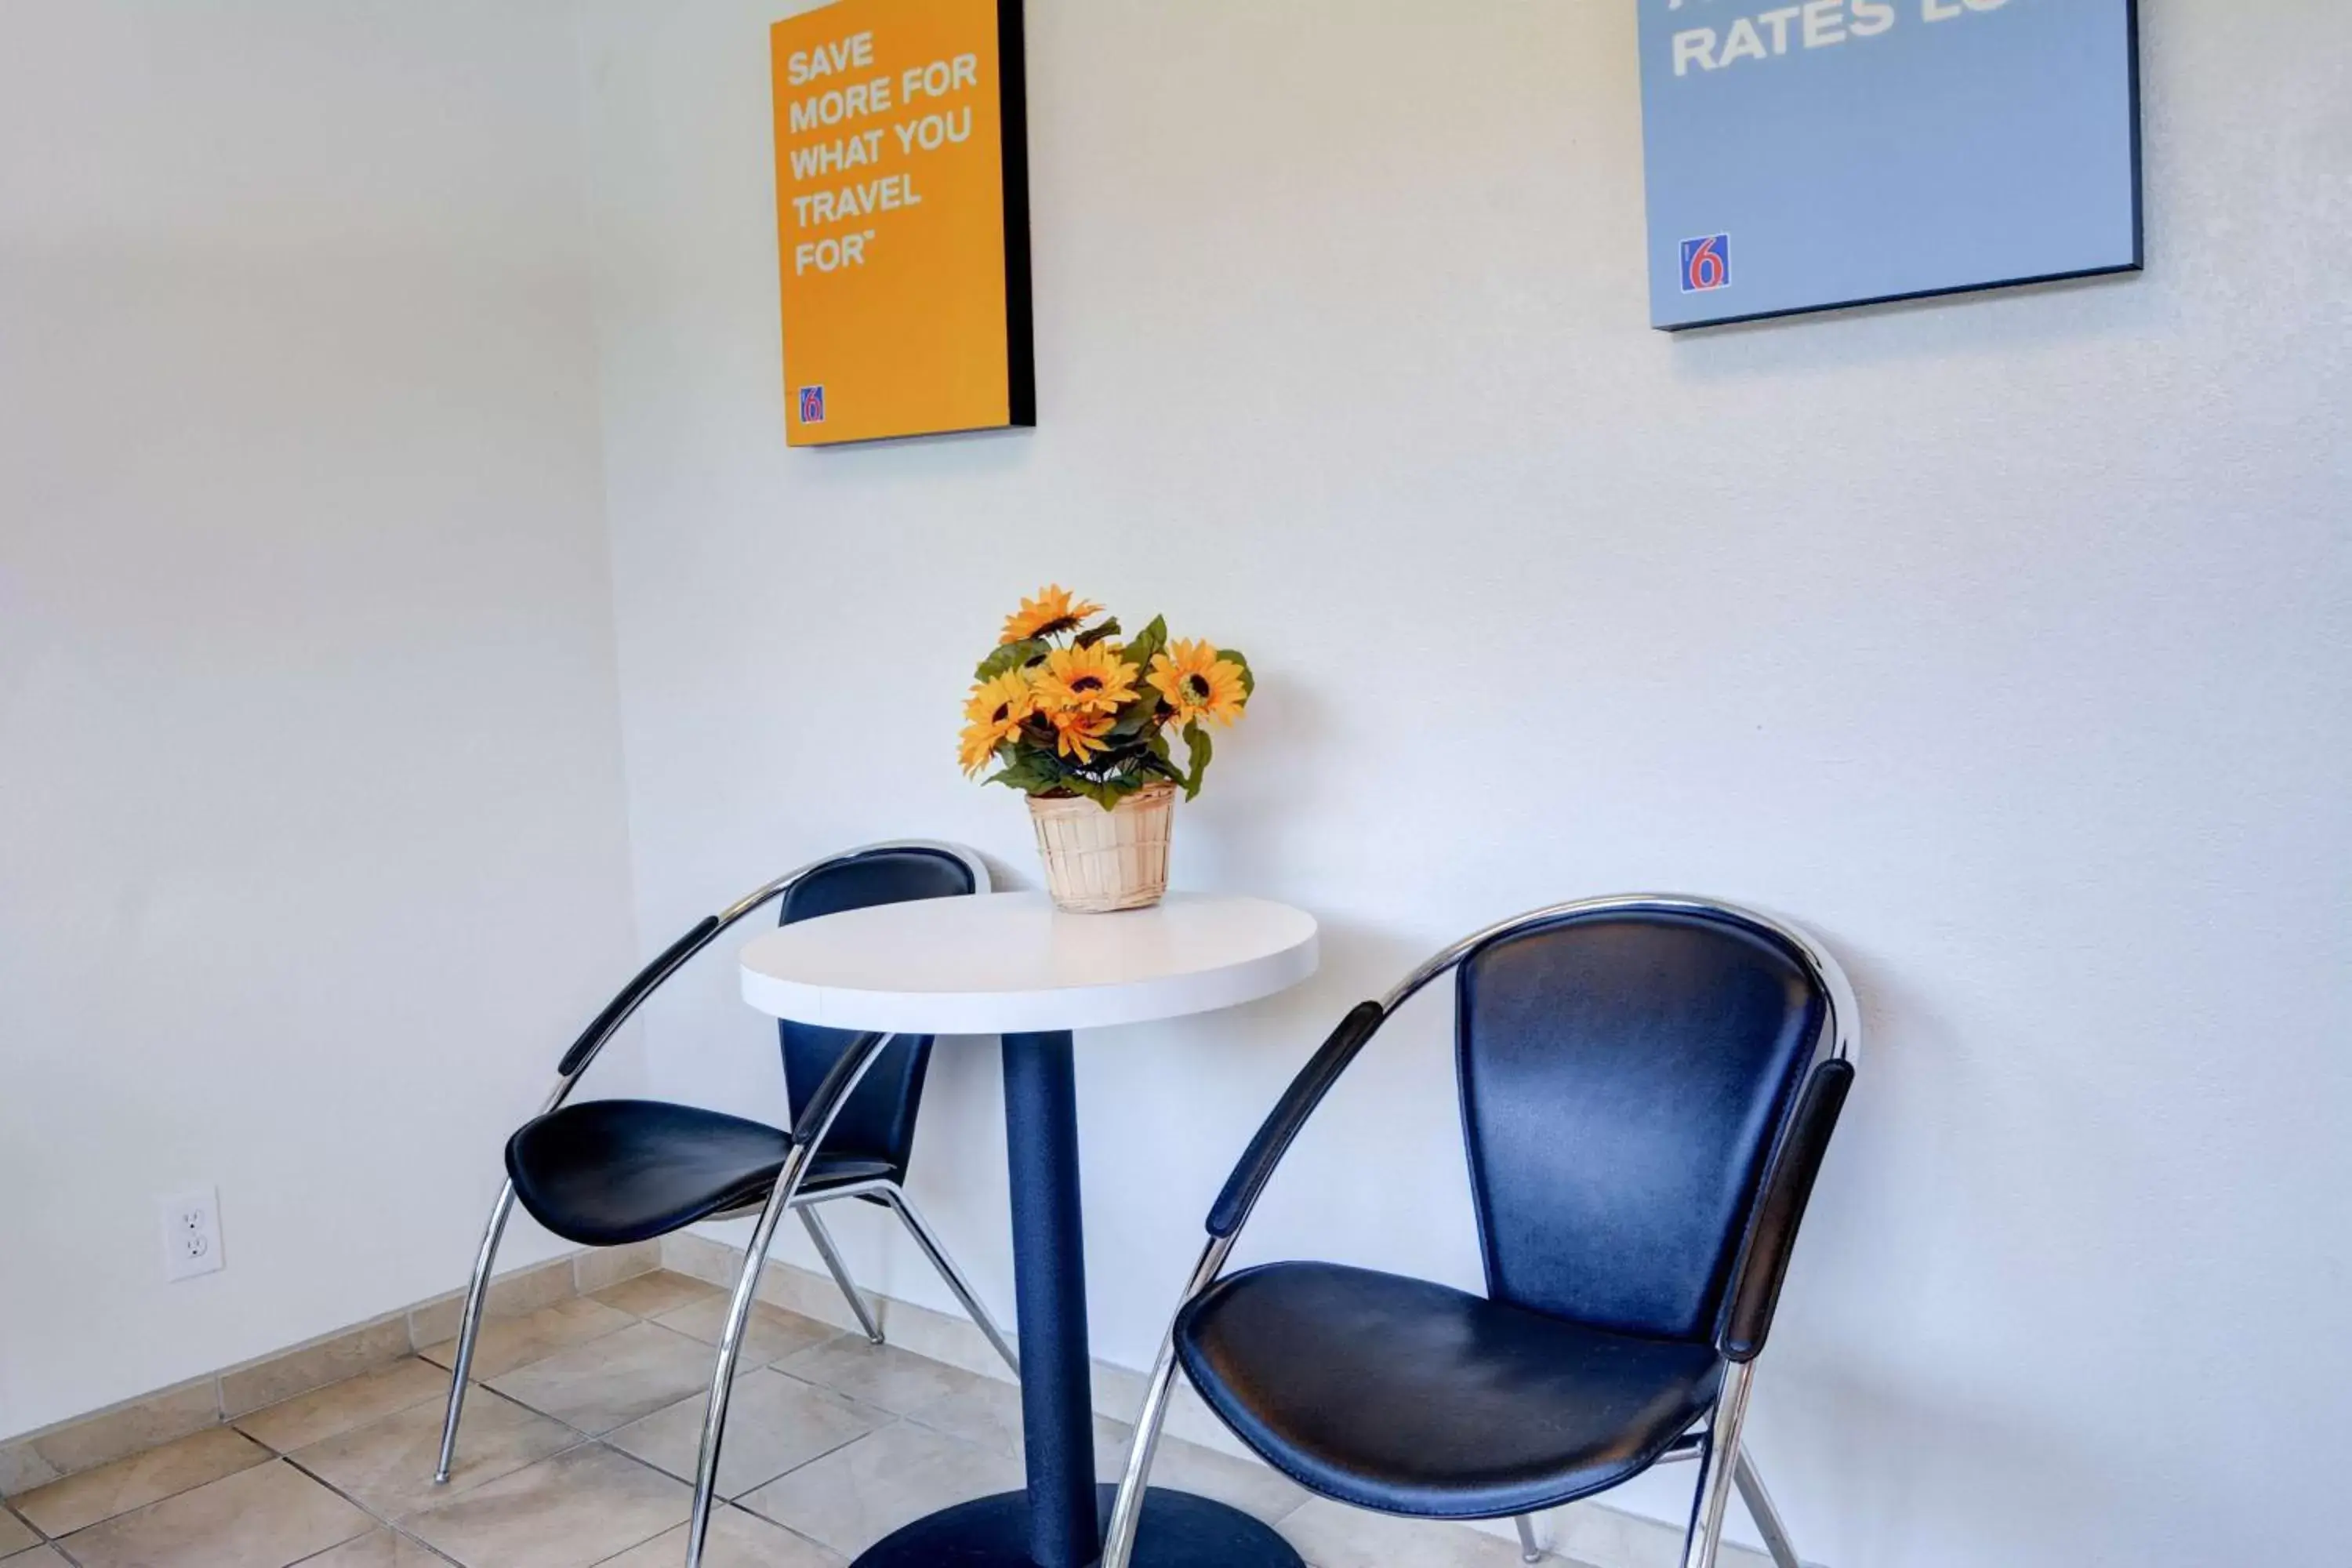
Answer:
xmin=1027 ymin=782 xmax=1176 ymax=913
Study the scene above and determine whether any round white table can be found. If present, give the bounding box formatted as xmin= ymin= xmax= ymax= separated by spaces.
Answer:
xmin=739 ymin=891 xmax=1318 ymax=1568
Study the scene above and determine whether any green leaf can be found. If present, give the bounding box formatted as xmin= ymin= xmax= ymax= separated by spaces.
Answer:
xmin=1216 ymin=649 xmax=1257 ymax=699
xmin=1105 ymin=695 xmax=1163 ymax=739
xmin=985 ymin=746 xmax=1066 ymax=797
xmin=975 ymin=638 xmax=1050 ymax=681
xmin=1064 ymin=773 xmax=1127 ymax=809
xmin=1179 ymin=720 xmax=1214 ymax=800
xmin=1073 ymin=617 xmax=1123 ymax=648
xmin=1124 ymin=615 xmax=1170 ymax=673
xmin=1102 ymin=623 xmax=1172 ymax=740
xmin=1080 ymin=740 xmax=1150 ymax=780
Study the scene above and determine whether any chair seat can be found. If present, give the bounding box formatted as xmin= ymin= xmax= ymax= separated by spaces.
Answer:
xmin=1174 ymin=1262 xmax=1723 ymax=1520
xmin=506 ymin=1099 xmax=898 ymax=1247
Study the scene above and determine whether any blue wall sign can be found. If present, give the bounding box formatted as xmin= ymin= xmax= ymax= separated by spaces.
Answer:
xmin=1638 ymin=0 xmax=2142 ymax=330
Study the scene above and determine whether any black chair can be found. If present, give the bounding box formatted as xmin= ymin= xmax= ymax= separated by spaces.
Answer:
xmin=1101 ymin=895 xmax=1858 ymax=1568
xmin=430 ymin=843 xmax=1018 ymax=1540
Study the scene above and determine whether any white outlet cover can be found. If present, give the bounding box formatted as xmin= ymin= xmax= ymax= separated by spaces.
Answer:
xmin=159 ymin=1186 xmax=224 ymax=1283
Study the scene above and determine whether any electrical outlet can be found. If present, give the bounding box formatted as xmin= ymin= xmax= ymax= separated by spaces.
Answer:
xmin=159 ymin=1187 xmax=224 ymax=1282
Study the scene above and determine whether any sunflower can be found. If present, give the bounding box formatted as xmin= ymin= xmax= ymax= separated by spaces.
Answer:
xmin=1033 ymin=642 xmax=1141 ymax=715
xmin=958 ymin=670 xmax=1034 ymax=775
xmin=1046 ymin=707 xmax=1115 ymax=764
xmin=1149 ymin=640 xmax=1249 ymax=727
xmin=1000 ymin=584 xmax=1105 ymax=645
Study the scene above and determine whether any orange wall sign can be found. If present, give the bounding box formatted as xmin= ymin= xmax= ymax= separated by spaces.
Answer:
xmin=770 ymin=0 xmax=1033 ymax=447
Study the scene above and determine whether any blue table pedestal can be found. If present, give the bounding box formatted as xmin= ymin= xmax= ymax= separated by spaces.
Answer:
xmin=853 ymin=1484 xmax=1304 ymax=1567
xmin=850 ymin=1031 xmax=1302 ymax=1568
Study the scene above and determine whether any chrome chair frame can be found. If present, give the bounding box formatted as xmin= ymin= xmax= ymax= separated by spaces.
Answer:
xmin=1102 ymin=895 xmax=1857 ymax=1568
xmin=429 ymin=844 xmax=1018 ymax=1568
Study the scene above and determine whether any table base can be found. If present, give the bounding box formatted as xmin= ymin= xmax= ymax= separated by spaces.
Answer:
xmin=850 ymin=1485 xmax=1305 ymax=1568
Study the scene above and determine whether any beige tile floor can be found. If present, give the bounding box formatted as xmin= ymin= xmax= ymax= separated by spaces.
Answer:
xmin=0 ymin=1271 xmax=1567 ymax=1568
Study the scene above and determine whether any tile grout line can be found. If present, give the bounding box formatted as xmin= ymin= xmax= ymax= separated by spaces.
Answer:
xmin=273 ymin=1452 xmax=463 ymax=1567
xmin=492 ymin=1285 xmax=1004 ymax=1557
xmin=546 ymin=1312 xmax=886 ymax=1515
xmin=38 ymin=1508 xmax=85 ymax=1568
xmin=234 ymin=1384 xmax=470 ymax=1566
xmin=550 ymin=1443 xmax=693 ymax=1568
xmin=250 ymin=1365 xmax=605 ymax=1566
xmin=5 ymin=1490 xmax=82 ymax=1568
xmin=393 ymin=1283 xmax=731 ymax=1562
xmin=2 ymin=1498 xmax=43 ymax=1544
xmin=738 ymin=1504 xmax=846 ymax=1566
xmin=268 ymin=1373 xmax=619 ymax=1568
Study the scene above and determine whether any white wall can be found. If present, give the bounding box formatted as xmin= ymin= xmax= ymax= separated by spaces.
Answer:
xmin=577 ymin=2 xmax=2351 ymax=1565
xmin=0 ymin=1 xmax=640 ymax=1437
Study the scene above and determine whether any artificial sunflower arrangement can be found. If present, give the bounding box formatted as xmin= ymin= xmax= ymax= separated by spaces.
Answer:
xmin=960 ymin=585 xmax=1253 ymax=810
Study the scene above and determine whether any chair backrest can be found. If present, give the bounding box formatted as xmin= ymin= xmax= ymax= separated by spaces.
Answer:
xmin=1454 ymin=905 xmax=1830 ymax=1341
xmin=775 ymin=846 xmax=982 ymax=1177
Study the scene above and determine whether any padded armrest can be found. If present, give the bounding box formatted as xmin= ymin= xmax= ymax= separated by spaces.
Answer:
xmin=1719 ymin=1058 xmax=1853 ymax=1361
xmin=557 ymin=916 xmax=724 ymax=1077
xmin=1207 ymin=1002 xmax=1388 ymax=1238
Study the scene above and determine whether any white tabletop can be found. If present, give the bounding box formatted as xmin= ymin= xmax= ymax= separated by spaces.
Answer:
xmin=738 ymin=891 xmax=1319 ymax=1035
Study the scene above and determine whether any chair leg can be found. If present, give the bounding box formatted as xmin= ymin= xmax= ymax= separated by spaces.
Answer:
xmin=688 ymin=1163 xmax=806 ymax=1568
xmin=1100 ymin=1323 xmax=1183 ymax=1568
xmin=798 ymin=1204 xmax=884 ymax=1345
xmin=1735 ymin=1446 xmax=1802 ymax=1568
xmin=1515 ymin=1513 xmax=1545 ymax=1562
xmin=882 ymin=1186 xmax=1020 ymax=1377
xmin=1680 ymin=1361 xmax=1758 ymax=1568
xmin=433 ymin=1181 xmax=517 ymax=1484
xmin=1102 ymin=1236 xmax=1232 ymax=1568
